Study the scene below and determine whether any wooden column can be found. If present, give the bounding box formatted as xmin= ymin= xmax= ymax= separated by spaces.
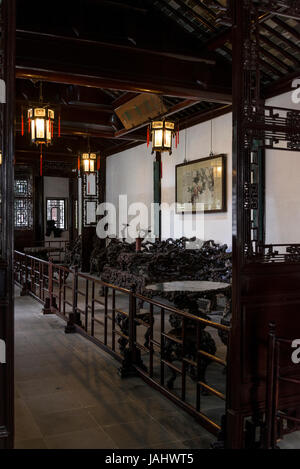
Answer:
xmin=34 ymin=175 xmax=44 ymax=244
xmin=80 ymin=154 xmax=105 ymax=272
xmin=0 ymin=0 xmax=15 ymax=450
xmin=227 ymin=0 xmax=300 ymax=449
xmin=69 ymin=177 xmax=78 ymax=245
xmin=153 ymin=151 xmax=162 ymax=240
xmin=226 ymin=0 xmax=250 ymax=449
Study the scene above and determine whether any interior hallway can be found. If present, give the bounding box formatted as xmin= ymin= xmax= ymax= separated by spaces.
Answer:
xmin=14 ymin=286 xmax=215 ymax=449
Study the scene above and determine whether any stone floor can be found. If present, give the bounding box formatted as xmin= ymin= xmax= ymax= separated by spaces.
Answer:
xmin=14 ymin=286 xmax=300 ymax=449
xmin=14 ymin=286 xmax=216 ymax=449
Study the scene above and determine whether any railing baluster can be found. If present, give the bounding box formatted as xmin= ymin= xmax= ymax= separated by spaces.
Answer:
xmin=39 ymin=261 xmax=42 ymax=299
xmin=104 ymin=286 xmax=108 ymax=345
xmin=112 ymin=289 xmax=116 ymax=351
xmin=265 ymin=322 xmax=276 ymax=449
xmin=85 ymin=278 xmax=89 ymax=332
xmin=181 ymin=317 xmax=186 ymax=402
xmin=91 ymin=281 xmax=95 ymax=337
xmin=196 ymin=322 xmax=201 ymax=412
xmin=160 ymin=307 xmax=165 ymax=386
xmin=58 ymin=268 xmax=62 ymax=312
xmin=149 ymin=303 xmax=154 ymax=378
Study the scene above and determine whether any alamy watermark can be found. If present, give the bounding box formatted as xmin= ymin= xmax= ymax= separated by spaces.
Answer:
xmin=291 ymin=339 xmax=300 ymax=364
xmin=95 ymin=196 xmax=205 ymax=248
xmin=0 ymin=339 xmax=6 ymax=364
xmin=291 ymin=78 xmax=300 ymax=104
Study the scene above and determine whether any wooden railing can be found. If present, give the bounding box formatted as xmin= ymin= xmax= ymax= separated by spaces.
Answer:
xmin=14 ymin=250 xmax=231 ymax=438
xmin=265 ymin=323 xmax=300 ymax=448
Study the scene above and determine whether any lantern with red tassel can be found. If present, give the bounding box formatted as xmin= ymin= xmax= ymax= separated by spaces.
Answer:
xmin=80 ymin=152 xmax=97 ymax=173
xmin=149 ymin=119 xmax=176 ymax=155
xmin=58 ymin=113 xmax=61 ymax=137
xmin=27 ymin=106 xmax=55 ymax=146
xmin=147 ymin=125 xmax=150 ymax=148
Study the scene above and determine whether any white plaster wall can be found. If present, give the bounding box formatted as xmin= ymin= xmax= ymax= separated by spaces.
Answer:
xmin=265 ymin=90 xmax=300 ymax=245
xmin=106 ymin=144 xmax=154 ymax=238
xmin=44 ymin=176 xmax=69 ymax=241
xmin=160 ymin=112 xmax=232 ymax=247
xmin=106 ymin=112 xmax=232 ymax=248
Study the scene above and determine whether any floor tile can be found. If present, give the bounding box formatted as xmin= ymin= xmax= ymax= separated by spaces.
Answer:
xmin=155 ymin=413 xmax=214 ymax=442
xmin=87 ymin=399 xmax=149 ymax=426
xmin=24 ymin=391 xmax=83 ymax=416
xmin=16 ymin=375 xmax=71 ymax=399
xmin=33 ymin=408 xmax=99 ymax=437
xmin=15 ymin=398 xmax=43 ymax=442
xmin=44 ymin=427 xmax=116 ymax=449
xmin=15 ymin=438 xmax=48 ymax=449
xmin=102 ymin=418 xmax=179 ymax=449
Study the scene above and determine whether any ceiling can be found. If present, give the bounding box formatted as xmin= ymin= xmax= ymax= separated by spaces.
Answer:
xmin=15 ymin=0 xmax=300 ymax=166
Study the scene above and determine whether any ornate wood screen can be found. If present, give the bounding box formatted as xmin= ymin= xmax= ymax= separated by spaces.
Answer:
xmin=0 ymin=0 xmax=15 ymax=450
xmin=228 ymin=0 xmax=300 ymax=448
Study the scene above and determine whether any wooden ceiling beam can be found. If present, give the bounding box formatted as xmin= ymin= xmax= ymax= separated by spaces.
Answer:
xmin=16 ymin=66 xmax=232 ymax=104
xmin=205 ymin=28 xmax=232 ymax=51
xmin=112 ymin=92 xmax=138 ymax=109
xmin=15 ymin=29 xmax=232 ymax=103
xmin=263 ymin=68 xmax=300 ymax=99
xmin=261 ymin=24 xmax=300 ymax=59
xmin=114 ymin=99 xmax=200 ymax=138
xmin=91 ymin=0 xmax=148 ymax=14
xmin=259 ymin=46 xmax=293 ymax=73
xmin=105 ymin=103 xmax=232 ymax=157
xmin=271 ymin=16 xmax=300 ymax=42
xmin=16 ymin=29 xmax=216 ymax=65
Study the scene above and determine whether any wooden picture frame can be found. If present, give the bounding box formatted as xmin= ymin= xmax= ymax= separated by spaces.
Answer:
xmin=175 ymin=154 xmax=227 ymax=214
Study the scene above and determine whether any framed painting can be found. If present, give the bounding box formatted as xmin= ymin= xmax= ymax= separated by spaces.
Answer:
xmin=175 ymin=154 xmax=227 ymax=213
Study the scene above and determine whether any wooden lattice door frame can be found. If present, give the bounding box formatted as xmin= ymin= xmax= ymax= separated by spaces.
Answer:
xmin=0 ymin=0 xmax=16 ymax=450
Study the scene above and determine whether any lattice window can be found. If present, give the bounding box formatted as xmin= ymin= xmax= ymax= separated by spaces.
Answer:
xmin=14 ymin=179 xmax=30 ymax=197
xmin=14 ymin=176 xmax=33 ymax=229
xmin=46 ymin=199 xmax=67 ymax=230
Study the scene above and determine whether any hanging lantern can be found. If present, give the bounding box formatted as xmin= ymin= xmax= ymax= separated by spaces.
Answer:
xmin=81 ymin=152 xmax=97 ymax=173
xmin=150 ymin=119 xmax=176 ymax=155
xmin=27 ymin=106 xmax=55 ymax=146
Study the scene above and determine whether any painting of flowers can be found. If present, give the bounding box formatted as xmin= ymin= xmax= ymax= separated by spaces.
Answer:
xmin=175 ymin=154 xmax=226 ymax=213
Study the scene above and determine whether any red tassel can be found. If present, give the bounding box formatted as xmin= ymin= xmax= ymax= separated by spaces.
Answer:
xmin=40 ymin=145 xmax=43 ymax=177
xmin=97 ymin=157 xmax=100 ymax=171
xmin=28 ymin=117 xmax=31 ymax=134
xmin=177 ymin=129 xmax=179 ymax=145
xmin=175 ymin=132 xmax=177 ymax=148
xmin=21 ymin=113 xmax=24 ymax=136
xmin=78 ymin=156 xmax=80 ymax=171
xmin=51 ymin=121 xmax=53 ymax=138
xmin=58 ymin=114 xmax=61 ymax=137
xmin=147 ymin=126 xmax=150 ymax=147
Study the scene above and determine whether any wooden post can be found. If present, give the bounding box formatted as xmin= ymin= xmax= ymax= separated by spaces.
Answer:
xmin=42 ymin=258 xmax=53 ymax=314
xmin=153 ymin=151 xmax=162 ymax=240
xmin=65 ymin=266 xmax=82 ymax=333
xmin=0 ymin=0 xmax=16 ymax=450
xmin=20 ymin=254 xmax=29 ymax=296
xmin=265 ymin=322 xmax=276 ymax=449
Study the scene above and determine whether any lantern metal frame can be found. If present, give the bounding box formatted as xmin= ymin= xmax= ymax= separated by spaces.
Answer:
xmin=27 ymin=104 xmax=55 ymax=146
xmin=80 ymin=151 xmax=98 ymax=173
xmin=150 ymin=119 xmax=176 ymax=155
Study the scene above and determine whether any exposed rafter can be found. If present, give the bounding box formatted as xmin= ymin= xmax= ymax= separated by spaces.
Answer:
xmin=115 ymin=99 xmax=200 ymax=139
xmin=16 ymin=67 xmax=232 ymax=104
